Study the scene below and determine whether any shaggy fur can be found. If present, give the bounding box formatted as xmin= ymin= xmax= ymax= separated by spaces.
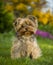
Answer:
xmin=11 ymin=15 xmax=42 ymax=59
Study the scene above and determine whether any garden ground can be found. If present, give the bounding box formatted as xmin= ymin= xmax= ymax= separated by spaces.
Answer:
xmin=0 ymin=31 xmax=53 ymax=65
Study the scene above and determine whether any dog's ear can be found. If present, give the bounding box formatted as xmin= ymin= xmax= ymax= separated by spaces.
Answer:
xmin=13 ymin=18 xmax=21 ymax=27
xmin=27 ymin=15 xmax=37 ymax=22
xmin=27 ymin=15 xmax=38 ymax=33
xmin=13 ymin=18 xmax=22 ymax=32
xmin=27 ymin=15 xmax=38 ymax=27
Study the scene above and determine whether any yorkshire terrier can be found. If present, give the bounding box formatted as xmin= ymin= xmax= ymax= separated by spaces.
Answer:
xmin=11 ymin=15 xmax=42 ymax=59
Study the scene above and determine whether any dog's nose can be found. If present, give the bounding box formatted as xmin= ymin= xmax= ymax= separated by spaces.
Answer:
xmin=25 ymin=28 xmax=28 ymax=31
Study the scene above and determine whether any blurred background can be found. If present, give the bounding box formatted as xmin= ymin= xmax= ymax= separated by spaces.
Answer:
xmin=0 ymin=0 xmax=53 ymax=35
xmin=0 ymin=0 xmax=53 ymax=65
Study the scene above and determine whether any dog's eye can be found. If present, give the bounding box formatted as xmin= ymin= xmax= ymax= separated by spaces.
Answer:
xmin=22 ymin=25 xmax=24 ymax=27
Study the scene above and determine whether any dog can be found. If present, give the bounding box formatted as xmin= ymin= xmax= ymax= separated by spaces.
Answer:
xmin=11 ymin=15 xmax=42 ymax=59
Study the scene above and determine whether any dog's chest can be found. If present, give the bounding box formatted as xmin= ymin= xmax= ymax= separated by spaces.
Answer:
xmin=17 ymin=35 xmax=35 ymax=43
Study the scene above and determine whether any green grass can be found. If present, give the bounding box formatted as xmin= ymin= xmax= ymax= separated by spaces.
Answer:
xmin=0 ymin=31 xmax=53 ymax=65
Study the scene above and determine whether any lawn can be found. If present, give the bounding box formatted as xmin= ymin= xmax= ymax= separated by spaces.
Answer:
xmin=0 ymin=31 xmax=53 ymax=65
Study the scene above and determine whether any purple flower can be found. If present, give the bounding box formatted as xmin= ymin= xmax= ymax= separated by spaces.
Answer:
xmin=35 ymin=29 xmax=49 ymax=37
xmin=35 ymin=29 xmax=53 ymax=39
xmin=48 ymin=34 xmax=53 ymax=39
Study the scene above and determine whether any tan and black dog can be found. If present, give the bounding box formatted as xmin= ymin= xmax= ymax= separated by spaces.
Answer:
xmin=11 ymin=15 xmax=42 ymax=59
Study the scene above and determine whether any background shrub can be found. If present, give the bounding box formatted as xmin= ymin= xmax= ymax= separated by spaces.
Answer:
xmin=38 ymin=23 xmax=53 ymax=35
xmin=0 ymin=1 xmax=14 ymax=33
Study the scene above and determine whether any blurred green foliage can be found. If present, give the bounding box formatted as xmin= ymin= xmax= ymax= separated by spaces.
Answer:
xmin=38 ymin=23 xmax=53 ymax=35
xmin=0 ymin=1 xmax=14 ymax=33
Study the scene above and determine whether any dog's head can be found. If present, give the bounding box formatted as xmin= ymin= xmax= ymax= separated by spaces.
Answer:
xmin=13 ymin=15 xmax=38 ymax=36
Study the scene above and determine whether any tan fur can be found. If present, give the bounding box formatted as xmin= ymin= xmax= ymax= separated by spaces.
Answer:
xmin=11 ymin=15 xmax=42 ymax=59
